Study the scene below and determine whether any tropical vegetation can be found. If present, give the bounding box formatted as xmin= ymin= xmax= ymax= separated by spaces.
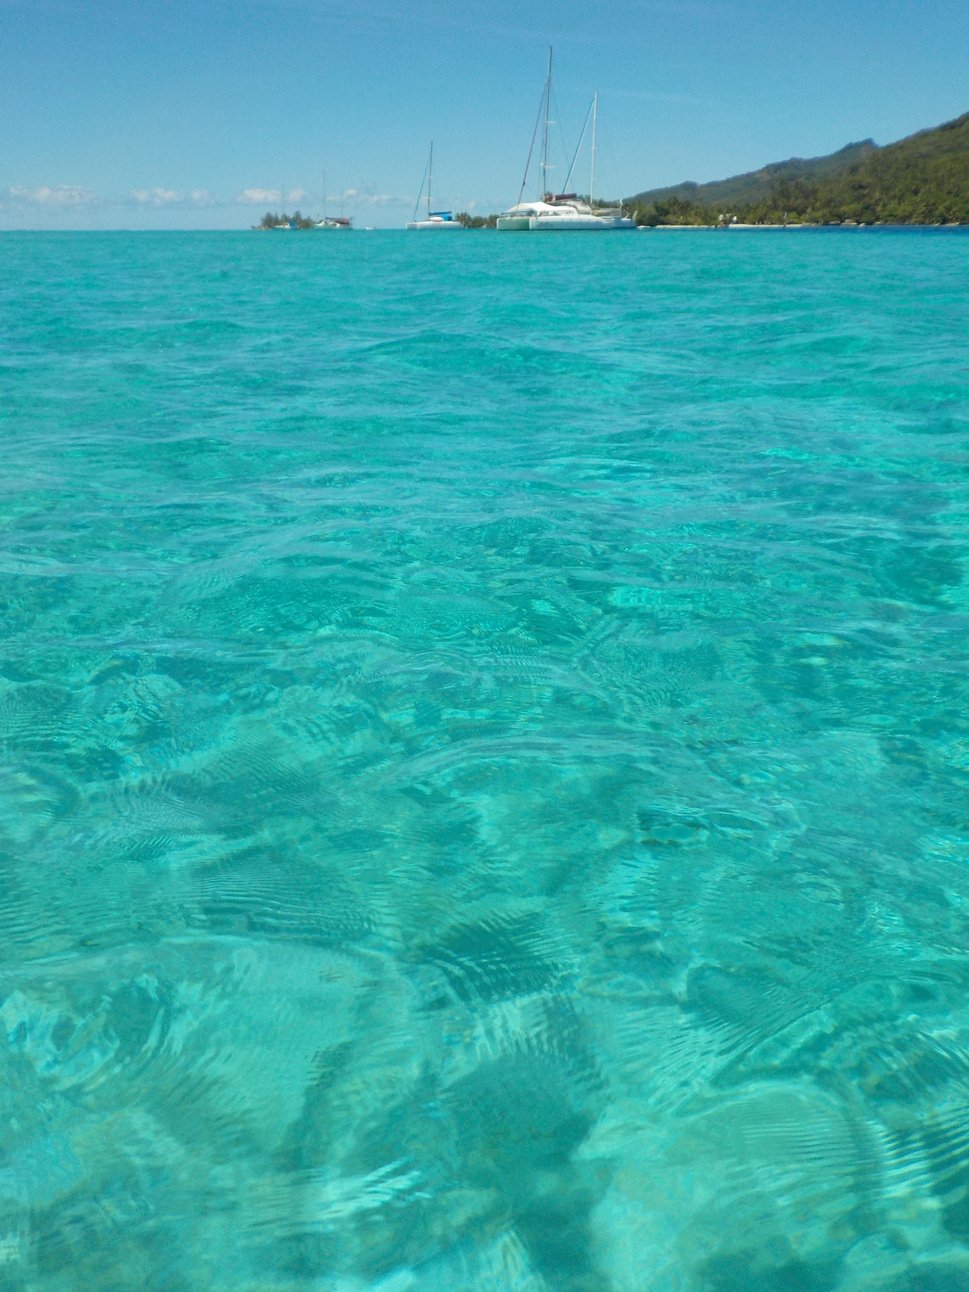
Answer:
xmin=626 ymin=111 xmax=969 ymax=226
xmin=254 ymin=211 xmax=316 ymax=229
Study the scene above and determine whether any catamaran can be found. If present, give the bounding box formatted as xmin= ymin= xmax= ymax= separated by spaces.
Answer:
xmin=497 ymin=48 xmax=635 ymax=231
xmin=314 ymin=173 xmax=352 ymax=229
xmin=405 ymin=143 xmax=464 ymax=229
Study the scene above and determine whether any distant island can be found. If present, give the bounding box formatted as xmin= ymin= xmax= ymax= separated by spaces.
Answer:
xmin=625 ymin=110 xmax=969 ymax=226
xmin=254 ymin=209 xmax=494 ymax=230
xmin=254 ymin=210 xmax=316 ymax=229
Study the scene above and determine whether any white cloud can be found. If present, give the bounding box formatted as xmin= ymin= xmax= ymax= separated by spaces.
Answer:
xmin=341 ymin=188 xmax=396 ymax=207
xmin=237 ymin=187 xmax=307 ymax=205
xmin=128 ymin=188 xmax=216 ymax=207
xmin=130 ymin=187 xmax=180 ymax=206
xmin=3 ymin=184 xmax=222 ymax=211
xmin=234 ymin=185 xmax=401 ymax=211
xmin=4 ymin=184 xmax=98 ymax=207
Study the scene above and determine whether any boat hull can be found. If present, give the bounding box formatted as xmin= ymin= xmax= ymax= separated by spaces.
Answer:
xmin=528 ymin=215 xmax=636 ymax=230
xmin=497 ymin=201 xmax=636 ymax=231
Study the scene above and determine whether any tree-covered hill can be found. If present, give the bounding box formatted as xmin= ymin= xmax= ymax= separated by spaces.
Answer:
xmin=627 ymin=112 xmax=969 ymax=225
xmin=627 ymin=139 xmax=878 ymax=210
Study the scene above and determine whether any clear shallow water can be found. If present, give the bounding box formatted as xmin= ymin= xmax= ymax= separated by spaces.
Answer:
xmin=1 ymin=227 xmax=969 ymax=1290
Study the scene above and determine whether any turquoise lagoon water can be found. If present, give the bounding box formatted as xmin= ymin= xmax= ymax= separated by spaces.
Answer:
xmin=2 ymin=227 xmax=969 ymax=1290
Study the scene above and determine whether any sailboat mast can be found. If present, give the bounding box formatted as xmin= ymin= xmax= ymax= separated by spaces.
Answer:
xmin=428 ymin=141 xmax=433 ymax=218
xmin=590 ymin=92 xmax=598 ymax=208
xmin=540 ymin=46 xmax=552 ymax=198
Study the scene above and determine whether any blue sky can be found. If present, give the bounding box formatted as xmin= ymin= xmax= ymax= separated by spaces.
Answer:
xmin=3 ymin=0 xmax=968 ymax=229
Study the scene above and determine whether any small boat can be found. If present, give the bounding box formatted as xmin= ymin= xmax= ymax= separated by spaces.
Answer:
xmin=405 ymin=143 xmax=464 ymax=230
xmin=497 ymin=50 xmax=635 ymax=232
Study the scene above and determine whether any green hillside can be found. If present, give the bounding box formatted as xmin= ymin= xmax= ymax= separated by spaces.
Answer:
xmin=627 ymin=139 xmax=878 ymax=210
xmin=627 ymin=112 xmax=969 ymax=225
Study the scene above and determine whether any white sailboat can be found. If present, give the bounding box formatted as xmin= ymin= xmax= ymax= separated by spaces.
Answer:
xmin=497 ymin=48 xmax=635 ymax=232
xmin=314 ymin=173 xmax=352 ymax=229
xmin=405 ymin=143 xmax=464 ymax=229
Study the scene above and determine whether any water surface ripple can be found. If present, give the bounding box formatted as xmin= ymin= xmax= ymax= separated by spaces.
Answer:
xmin=2 ymin=228 xmax=969 ymax=1290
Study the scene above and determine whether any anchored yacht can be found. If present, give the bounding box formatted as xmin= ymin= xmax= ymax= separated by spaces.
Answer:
xmin=497 ymin=50 xmax=635 ymax=231
xmin=406 ymin=143 xmax=464 ymax=230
